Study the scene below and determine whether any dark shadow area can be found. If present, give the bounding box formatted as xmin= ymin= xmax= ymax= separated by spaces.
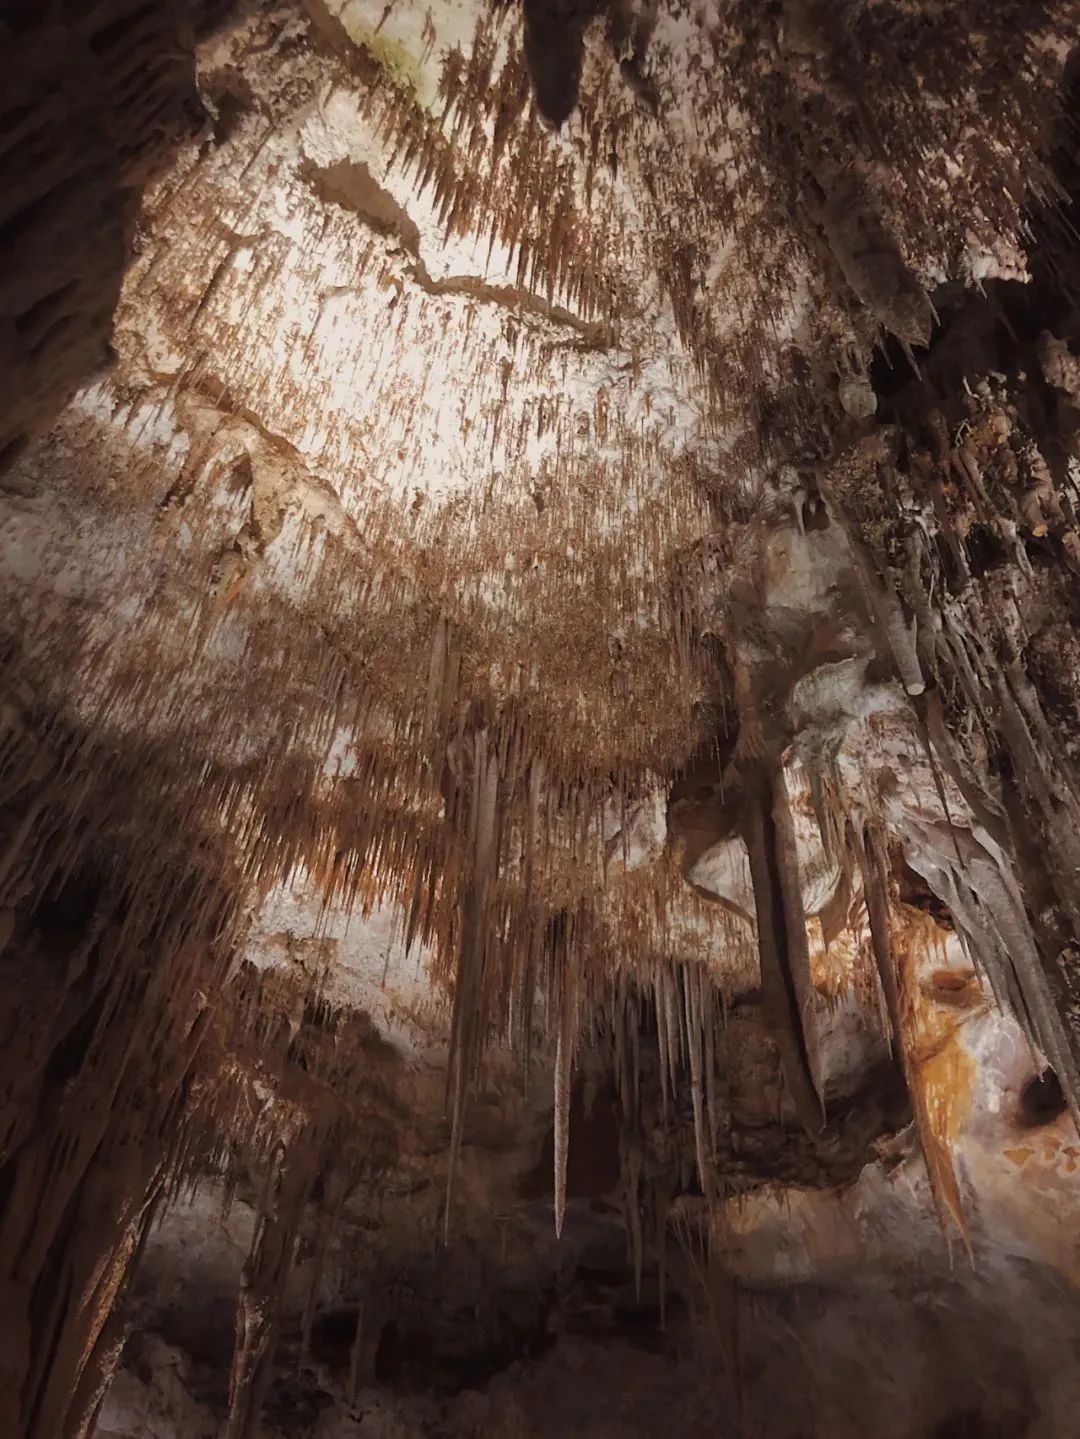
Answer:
xmin=0 ymin=0 xmax=240 ymax=472
xmin=1019 ymin=1068 xmax=1067 ymax=1128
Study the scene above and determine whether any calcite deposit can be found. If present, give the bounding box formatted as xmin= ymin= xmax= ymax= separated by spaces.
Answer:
xmin=4 ymin=0 xmax=1080 ymax=1435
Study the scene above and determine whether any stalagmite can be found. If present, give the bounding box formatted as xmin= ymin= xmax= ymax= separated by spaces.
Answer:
xmin=742 ymin=768 xmax=823 ymax=1134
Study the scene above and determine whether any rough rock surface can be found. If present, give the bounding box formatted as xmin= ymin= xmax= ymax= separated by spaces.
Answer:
xmin=4 ymin=1 xmax=1080 ymax=1436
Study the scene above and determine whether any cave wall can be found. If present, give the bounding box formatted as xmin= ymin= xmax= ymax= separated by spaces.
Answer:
xmin=0 ymin=0 xmax=227 ymax=470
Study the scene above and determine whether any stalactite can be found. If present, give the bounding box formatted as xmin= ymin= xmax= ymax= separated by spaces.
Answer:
xmin=921 ymin=689 xmax=1009 ymax=853
xmin=769 ymin=766 xmax=822 ymax=1105
xmin=553 ymin=946 xmax=577 ymax=1241
xmin=852 ymin=823 xmax=902 ymax=1054
xmin=655 ymin=1183 xmax=668 ymax=1330
xmin=346 ymin=1297 xmax=365 ymax=1408
xmin=1 ymin=0 xmax=1079 ymax=1424
xmin=225 ymin=1131 xmax=321 ymax=1439
xmin=656 ymin=971 xmax=672 ymax=1121
xmin=847 ymin=537 xmax=925 ymax=697
xmin=683 ymin=965 xmax=713 ymax=1201
xmin=624 ymin=1136 xmax=644 ymax=1302
xmin=892 ymin=908 xmax=974 ymax=1261
xmin=445 ymin=728 xmax=499 ymax=1242
xmin=704 ymin=990 xmax=721 ymax=1154
xmin=68 ymin=1190 xmax=161 ymax=1439
xmin=966 ymin=846 xmax=1080 ymax=1130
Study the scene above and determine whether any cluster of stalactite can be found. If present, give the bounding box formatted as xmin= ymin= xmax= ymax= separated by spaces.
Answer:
xmin=4 ymin=0 xmax=1080 ymax=1433
xmin=198 ymin=967 xmax=416 ymax=1439
xmin=818 ymin=147 xmax=1080 ymax=1139
xmin=539 ymin=865 xmax=977 ymax=1326
xmin=0 ymin=666 xmax=245 ymax=1439
xmin=584 ymin=888 xmax=977 ymax=1264
xmin=41 ymin=0 xmax=1075 ymax=1176
xmin=826 ymin=416 xmax=1080 ymax=1107
xmin=538 ymin=0 xmax=1080 ymax=466
xmin=0 ymin=661 xmax=415 ymax=1435
xmin=7 ymin=0 xmax=1071 ymax=488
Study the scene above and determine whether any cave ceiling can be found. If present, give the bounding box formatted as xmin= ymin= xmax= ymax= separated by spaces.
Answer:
xmin=5 ymin=0 xmax=1080 ymax=1436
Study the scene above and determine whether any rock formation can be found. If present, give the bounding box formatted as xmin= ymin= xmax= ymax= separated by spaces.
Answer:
xmin=4 ymin=0 xmax=1080 ymax=1435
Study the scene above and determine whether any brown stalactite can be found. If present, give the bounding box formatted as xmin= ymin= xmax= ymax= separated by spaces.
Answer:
xmin=853 ymin=823 xmax=902 ymax=1054
xmin=768 ymin=765 xmax=822 ymax=1102
xmin=67 ymin=1192 xmax=161 ymax=1439
xmin=806 ymin=169 xmax=935 ymax=349
xmin=683 ymin=963 xmax=713 ymax=1201
xmin=444 ymin=727 xmax=500 ymax=1241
